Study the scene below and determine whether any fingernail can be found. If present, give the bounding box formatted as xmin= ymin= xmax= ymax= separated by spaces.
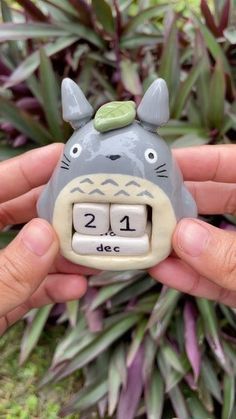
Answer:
xmin=22 ymin=220 xmax=54 ymax=256
xmin=177 ymin=219 xmax=209 ymax=257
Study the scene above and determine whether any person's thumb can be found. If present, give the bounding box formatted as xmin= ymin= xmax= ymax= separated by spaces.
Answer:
xmin=173 ymin=218 xmax=236 ymax=291
xmin=0 ymin=218 xmax=59 ymax=316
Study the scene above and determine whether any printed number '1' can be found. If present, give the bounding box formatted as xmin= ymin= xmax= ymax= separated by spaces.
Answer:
xmin=85 ymin=213 xmax=96 ymax=228
xmin=120 ymin=215 xmax=136 ymax=231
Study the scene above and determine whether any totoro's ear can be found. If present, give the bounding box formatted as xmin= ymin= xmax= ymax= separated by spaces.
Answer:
xmin=137 ymin=78 xmax=169 ymax=131
xmin=61 ymin=78 xmax=94 ymax=129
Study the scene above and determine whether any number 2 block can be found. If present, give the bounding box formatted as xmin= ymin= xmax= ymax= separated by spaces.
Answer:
xmin=110 ymin=204 xmax=147 ymax=237
xmin=73 ymin=203 xmax=110 ymax=235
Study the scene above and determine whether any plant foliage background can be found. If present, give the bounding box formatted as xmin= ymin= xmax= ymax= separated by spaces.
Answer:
xmin=0 ymin=0 xmax=236 ymax=418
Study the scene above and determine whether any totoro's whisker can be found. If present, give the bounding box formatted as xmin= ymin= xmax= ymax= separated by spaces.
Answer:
xmin=60 ymin=166 xmax=69 ymax=170
xmin=63 ymin=153 xmax=71 ymax=163
xmin=155 ymin=163 xmax=166 ymax=171
xmin=157 ymin=175 xmax=168 ymax=178
xmin=155 ymin=169 xmax=167 ymax=174
xmin=61 ymin=160 xmax=70 ymax=167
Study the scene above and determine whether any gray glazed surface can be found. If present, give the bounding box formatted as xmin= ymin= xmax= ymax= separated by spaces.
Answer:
xmin=38 ymin=120 xmax=197 ymax=222
xmin=37 ymin=78 xmax=197 ymax=269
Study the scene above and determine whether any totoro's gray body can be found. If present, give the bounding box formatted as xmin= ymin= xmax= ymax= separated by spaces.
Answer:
xmin=38 ymin=120 xmax=196 ymax=223
xmin=37 ymin=78 xmax=197 ymax=270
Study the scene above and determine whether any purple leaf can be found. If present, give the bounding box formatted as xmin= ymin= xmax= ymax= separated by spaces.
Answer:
xmin=16 ymin=97 xmax=41 ymax=112
xmin=15 ymin=0 xmax=49 ymax=22
xmin=219 ymin=221 xmax=236 ymax=232
xmin=185 ymin=372 xmax=198 ymax=390
xmin=23 ymin=307 xmax=38 ymax=324
xmin=142 ymin=335 xmax=157 ymax=386
xmin=184 ymin=301 xmax=201 ymax=383
xmin=200 ymin=0 xmax=220 ymax=36
xmin=117 ymin=345 xmax=144 ymax=419
xmin=0 ymin=122 xmax=16 ymax=134
xmin=221 ymin=332 xmax=236 ymax=345
xmin=197 ymin=299 xmax=230 ymax=373
xmin=12 ymin=134 xmax=27 ymax=147
xmin=219 ymin=0 xmax=230 ymax=34
xmin=0 ymin=60 xmax=11 ymax=76
xmin=98 ymin=396 xmax=107 ymax=417
xmin=206 ymin=334 xmax=230 ymax=372
xmin=68 ymin=0 xmax=93 ymax=26
xmin=83 ymin=288 xmax=103 ymax=332
xmin=50 ymin=303 xmax=65 ymax=318
xmin=0 ymin=76 xmax=29 ymax=94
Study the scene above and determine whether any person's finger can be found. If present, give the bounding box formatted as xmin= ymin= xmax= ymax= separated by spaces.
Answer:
xmin=28 ymin=273 xmax=87 ymax=306
xmin=0 ymin=186 xmax=42 ymax=230
xmin=186 ymin=181 xmax=236 ymax=214
xmin=0 ymin=273 xmax=87 ymax=335
xmin=174 ymin=145 xmax=236 ymax=183
xmin=0 ymin=195 xmax=101 ymax=276
xmin=0 ymin=218 xmax=59 ymax=317
xmin=0 ymin=143 xmax=62 ymax=204
xmin=149 ymin=257 xmax=236 ymax=307
xmin=50 ymin=254 xmax=101 ymax=276
xmin=172 ymin=218 xmax=236 ymax=292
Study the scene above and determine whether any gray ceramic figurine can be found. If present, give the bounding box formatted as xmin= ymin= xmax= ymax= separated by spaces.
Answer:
xmin=37 ymin=78 xmax=197 ymax=270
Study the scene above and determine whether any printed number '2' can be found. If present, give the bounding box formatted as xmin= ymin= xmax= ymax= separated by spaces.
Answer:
xmin=85 ymin=213 xmax=96 ymax=228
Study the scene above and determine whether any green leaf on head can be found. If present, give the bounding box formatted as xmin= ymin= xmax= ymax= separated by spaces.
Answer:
xmin=94 ymin=101 xmax=136 ymax=133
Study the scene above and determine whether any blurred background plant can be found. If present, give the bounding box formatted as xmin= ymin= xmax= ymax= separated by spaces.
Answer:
xmin=0 ymin=0 xmax=236 ymax=417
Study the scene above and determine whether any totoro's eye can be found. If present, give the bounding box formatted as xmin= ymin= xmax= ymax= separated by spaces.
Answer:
xmin=70 ymin=143 xmax=82 ymax=158
xmin=144 ymin=148 xmax=158 ymax=164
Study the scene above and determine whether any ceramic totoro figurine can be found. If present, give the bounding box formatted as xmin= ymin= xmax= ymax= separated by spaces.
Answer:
xmin=37 ymin=78 xmax=197 ymax=271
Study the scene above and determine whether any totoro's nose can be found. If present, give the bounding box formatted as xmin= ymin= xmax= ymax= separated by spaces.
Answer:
xmin=106 ymin=154 xmax=121 ymax=161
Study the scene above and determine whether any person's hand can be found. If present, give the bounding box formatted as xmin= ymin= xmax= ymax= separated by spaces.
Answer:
xmin=149 ymin=145 xmax=236 ymax=307
xmin=0 ymin=144 xmax=96 ymax=335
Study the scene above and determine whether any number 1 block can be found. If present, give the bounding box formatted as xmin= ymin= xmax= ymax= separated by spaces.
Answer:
xmin=73 ymin=203 xmax=110 ymax=235
xmin=110 ymin=204 xmax=147 ymax=237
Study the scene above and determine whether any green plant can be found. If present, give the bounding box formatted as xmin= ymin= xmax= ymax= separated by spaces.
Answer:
xmin=0 ymin=0 xmax=236 ymax=417
xmin=0 ymin=321 xmax=80 ymax=419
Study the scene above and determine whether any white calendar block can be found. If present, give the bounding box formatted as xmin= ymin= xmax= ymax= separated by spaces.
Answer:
xmin=73 ymin=203 xmax=110 ymax=235
xmin=110 ymin=204 xmax=147 ymax=237
xmin=72 ymin=232 xmax=149 ymax=255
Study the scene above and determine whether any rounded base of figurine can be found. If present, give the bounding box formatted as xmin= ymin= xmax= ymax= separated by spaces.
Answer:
xmin=52 ymin=173 xmax=176 ymax=270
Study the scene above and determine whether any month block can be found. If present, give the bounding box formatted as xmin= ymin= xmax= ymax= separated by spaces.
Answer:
xmin=72 ymin=231 xmax=149 ymax=255
xmin=110 ymin=204 xmax=147 ymax=237
xmin=73 ymin=203 xmax=110 ymax=235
